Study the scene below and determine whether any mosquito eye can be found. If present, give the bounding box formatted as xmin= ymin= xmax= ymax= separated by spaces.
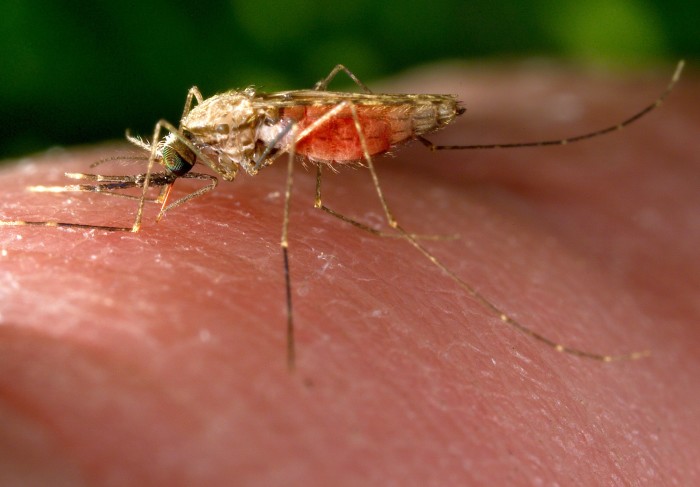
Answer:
xmin=162 ymin=143 xmax=194 ymax=176
xmin=215 ymin=124 xmax=229 ymax=134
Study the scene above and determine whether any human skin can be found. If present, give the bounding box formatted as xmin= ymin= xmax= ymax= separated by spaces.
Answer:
xmin=0 ymin=62 xmax=698 ymax=486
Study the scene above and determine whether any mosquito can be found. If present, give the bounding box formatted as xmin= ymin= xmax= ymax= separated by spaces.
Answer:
xmin=0 ymin=61 xmax=685 ymax=369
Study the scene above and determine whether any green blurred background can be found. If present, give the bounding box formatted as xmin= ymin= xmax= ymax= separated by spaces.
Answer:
xmin=0 ymin=0 xmax=696 ymax=160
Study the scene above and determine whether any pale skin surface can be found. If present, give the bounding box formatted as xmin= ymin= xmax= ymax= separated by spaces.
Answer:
xmin=0 ymin=62 xmax=698 ymax=486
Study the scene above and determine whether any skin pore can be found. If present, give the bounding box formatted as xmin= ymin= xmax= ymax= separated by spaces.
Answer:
xmin=0 ymin=62 xmax=698 ymax=486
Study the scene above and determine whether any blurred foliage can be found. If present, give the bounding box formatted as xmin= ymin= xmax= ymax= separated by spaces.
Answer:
xmin=0 ymin=0 xmax=696 ymax=159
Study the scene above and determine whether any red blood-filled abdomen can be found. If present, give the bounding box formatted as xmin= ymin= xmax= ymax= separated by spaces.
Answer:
xmin=288 ymin=105 xmax=414 ymax=163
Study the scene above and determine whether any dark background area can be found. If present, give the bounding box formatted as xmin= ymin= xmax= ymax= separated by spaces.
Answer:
xmin=0 ymin=0 xmax=697 ymax=160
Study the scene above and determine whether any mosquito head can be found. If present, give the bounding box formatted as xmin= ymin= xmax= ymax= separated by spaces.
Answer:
xmin=160 ymin=133 xmax=196 ymax=176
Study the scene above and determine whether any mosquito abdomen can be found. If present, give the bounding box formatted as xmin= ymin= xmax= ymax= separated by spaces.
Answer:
xmin=290 ymin=95 xmax=462 ymax=163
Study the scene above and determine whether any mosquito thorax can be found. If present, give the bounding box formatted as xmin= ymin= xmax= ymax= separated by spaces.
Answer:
xmin=181 ymin=89 xmax=262 ymax=174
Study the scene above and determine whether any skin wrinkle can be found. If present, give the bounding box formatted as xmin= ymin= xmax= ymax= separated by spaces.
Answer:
xmin=0 ymin=63 xmax=697 ymax=485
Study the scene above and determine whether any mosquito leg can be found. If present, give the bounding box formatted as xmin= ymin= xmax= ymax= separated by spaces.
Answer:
xmin=314 ymin=163 xmax=456 ymax=241
xmin=0 ymin=220 xmax=133 ymax=232
xmin=157 ymin=172 xmax=219 ymax=219
xmin=314 ymin=162 xmax=384 ymax=237
xmin=314 ymin=64 xmax=373 ymax=93
xmin=281 ymin=124 xmax=298 ymax=371
xmin=418 ymin=60 xmax=684 ymax=152
xmin=180 ymin=86 xmax=204 ymax=123
xmin=130 ymin=118 xmax=172 ymax=231
xmin=0 ymin=176 xmax=141 ymax=230
xmin=124 ymin=86 xmax=204 ymax=154
xmin=276 ymin=102 xmax=385 ymax=371
xmin=341 ymin=103 xmax=649 ymax=362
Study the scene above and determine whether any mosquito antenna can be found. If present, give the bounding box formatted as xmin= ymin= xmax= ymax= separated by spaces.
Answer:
xmin=90 ymin=154 xmax=150 ymax=169
xmin=419 ymin=60 xmax=685 ymax=151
